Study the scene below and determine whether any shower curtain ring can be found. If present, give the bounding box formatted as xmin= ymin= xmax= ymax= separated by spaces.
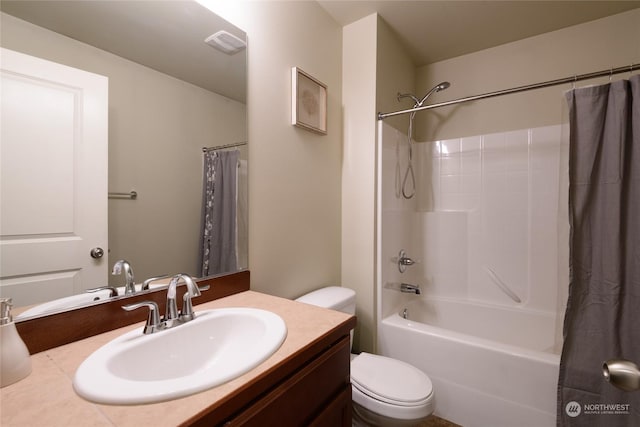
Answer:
xmin=572 ymin=75 xmax=577 ymax=90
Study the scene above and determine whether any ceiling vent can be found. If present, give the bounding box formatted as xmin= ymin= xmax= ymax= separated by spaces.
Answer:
xmin=204 ymin=30 xmax=246 ymax=55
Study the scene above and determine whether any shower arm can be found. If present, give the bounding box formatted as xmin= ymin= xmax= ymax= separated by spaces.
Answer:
xmin=397 ymin=82 xmax=450 ymax=110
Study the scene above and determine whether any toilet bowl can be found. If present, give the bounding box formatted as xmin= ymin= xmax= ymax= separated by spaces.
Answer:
xmin=296 ymin=286 xmax=434 ymax=426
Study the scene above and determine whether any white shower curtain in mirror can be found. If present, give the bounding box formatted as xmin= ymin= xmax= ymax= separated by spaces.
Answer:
xmin=199 ymin=149 xmax=239 ymax=276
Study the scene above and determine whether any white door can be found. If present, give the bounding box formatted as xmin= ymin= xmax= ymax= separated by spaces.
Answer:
xmin=0 ymin=48 xmax=108 ymax=307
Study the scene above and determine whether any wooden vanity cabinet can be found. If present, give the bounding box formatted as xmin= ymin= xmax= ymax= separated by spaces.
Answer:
xmin=186 ymin=333 xmax=353 ymax=427
xmin=228 ymin=336 xmax=352 ymax=426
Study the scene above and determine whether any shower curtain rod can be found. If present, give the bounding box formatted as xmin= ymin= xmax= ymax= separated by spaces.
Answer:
xmin=202 ymin=141 xmax=247 ymax=152
xmin=378 ymin=63 xmax=638 ymax=120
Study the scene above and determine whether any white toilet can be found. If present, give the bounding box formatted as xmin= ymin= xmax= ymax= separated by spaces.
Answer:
xmin=296 ymin=286 xmax=434 ymax=426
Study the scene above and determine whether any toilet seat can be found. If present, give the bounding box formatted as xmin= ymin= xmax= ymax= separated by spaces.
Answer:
xmin=350 ymin=353 xmax=434 ymax=421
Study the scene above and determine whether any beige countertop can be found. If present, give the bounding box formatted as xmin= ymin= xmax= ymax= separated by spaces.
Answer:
xmin=1 ymin=290 xmax=353 ymax=427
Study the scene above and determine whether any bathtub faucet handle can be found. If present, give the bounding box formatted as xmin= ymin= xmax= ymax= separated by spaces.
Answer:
xmin=400 ymin=257 xmax=415 ymax=266
xmin=397 ymin=249 xmax=417 ymax=273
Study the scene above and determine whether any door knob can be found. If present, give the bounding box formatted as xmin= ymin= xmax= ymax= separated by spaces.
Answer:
xmin=90 ymin=247 xmax=105 ymax=259
xmin=603 ymin=359 xmax=640 ymax=392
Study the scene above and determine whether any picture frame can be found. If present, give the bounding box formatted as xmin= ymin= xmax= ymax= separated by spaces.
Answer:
xmin=291 ymin=67 xmax=327 ymax=135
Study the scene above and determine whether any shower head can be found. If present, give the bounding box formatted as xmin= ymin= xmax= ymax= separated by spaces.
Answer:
xmin=418 ymin=81 xmax=451 ymax=106
xmin=435 ymin=81 xmax=451 ymax=91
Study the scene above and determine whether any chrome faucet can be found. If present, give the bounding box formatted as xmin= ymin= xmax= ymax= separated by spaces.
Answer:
xmin=122 ymin=273 xmax=208 ymax=335
xmin=400 ymin=283 xmax=421 ymax=295
xmin=165 ymin=273 xmax=202 ymax=325
xmin=112 ymin=259 xmax=135 ymax=295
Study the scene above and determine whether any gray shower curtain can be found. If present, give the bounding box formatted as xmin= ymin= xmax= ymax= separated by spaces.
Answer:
xmin=558 ymin=75 xmax=640 ymax=426
xmin=199 ymin=150 xmax=239 ymax=277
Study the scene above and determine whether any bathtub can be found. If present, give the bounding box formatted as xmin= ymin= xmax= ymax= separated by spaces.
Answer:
xmin=377 ymin=297 xmax=560 ymax=427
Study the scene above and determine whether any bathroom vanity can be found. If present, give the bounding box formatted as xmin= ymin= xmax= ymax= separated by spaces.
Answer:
xmin=1 ymin=287 xmax=356 ymax=426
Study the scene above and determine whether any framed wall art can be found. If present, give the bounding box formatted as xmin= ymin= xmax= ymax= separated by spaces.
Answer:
xmin=291 ymin=67 xmax=327 ymax=135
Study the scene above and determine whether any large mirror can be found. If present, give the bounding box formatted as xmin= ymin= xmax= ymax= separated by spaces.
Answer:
xmin=0 ymin=1 xmax=247 ymax=318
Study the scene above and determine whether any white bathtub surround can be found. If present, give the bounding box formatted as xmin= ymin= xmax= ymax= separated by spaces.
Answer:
xmin=414 ymin=124 xmax=569 ymax=311
xmin=376 ymin=121 xmax=569 ymax=426
xmin=379 ymin=121 xmax=569 ymax=314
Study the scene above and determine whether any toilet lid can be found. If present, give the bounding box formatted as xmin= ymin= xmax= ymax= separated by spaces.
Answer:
xmin=351 ymin=353 xmax=433 ymax=406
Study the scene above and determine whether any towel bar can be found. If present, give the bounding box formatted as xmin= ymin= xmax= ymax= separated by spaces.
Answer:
xmin=108 ymin=190 xmax=137 ymax=200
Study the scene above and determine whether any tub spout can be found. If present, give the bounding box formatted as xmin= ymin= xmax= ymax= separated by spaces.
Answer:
xmin=400 ymin=283 xmax=421 ymax=295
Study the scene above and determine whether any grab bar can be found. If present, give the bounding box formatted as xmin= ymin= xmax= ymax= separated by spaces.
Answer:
xmin=484 ymin=267 xmax=522 ymax=303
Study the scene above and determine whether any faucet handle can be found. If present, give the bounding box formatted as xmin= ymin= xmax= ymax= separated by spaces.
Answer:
xmin=142 ymin=274 xmax=170 ymax=291
xmin=180 ymin=283 xmax=209 ymax=322
xmin=86 ymin=286 xmax=118 ymax=298
xmin=181 ymin=293 xmax=196 ymax=322
xmin=122 ymin=301 xmax=164 ymax=334
xmin=396 ymin=249 xmax=419 ymax=273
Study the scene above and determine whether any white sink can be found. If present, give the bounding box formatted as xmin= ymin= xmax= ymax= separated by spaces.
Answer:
xmin=73 ymin=307 xmax=287 ymax=405
xmin=16 ymin=289 xmax=115 ymax=320
xmin=16 ymin=284 xmax=168 ymax=320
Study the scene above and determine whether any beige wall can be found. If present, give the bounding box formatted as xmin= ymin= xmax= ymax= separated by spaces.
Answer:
xmin=375 ymin=16 xmax=416 ymax=134
xmin=341 ymin=14 xmax=378 ymax=353
xmin=415 ymin=8 xmax=640 ymax=142
xmin=338 ymin=14 xmax=418 ymax=352
xmin=0 ymin=12 xmax=246 ymax=285
xmin=208 ymin=2 xmax=344 ymax=299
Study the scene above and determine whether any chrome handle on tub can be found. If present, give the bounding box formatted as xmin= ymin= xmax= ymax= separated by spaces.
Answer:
xmin=399 ymin=256 xmax=415 ymax=266
xmin=397 ymin=249 xmax=416 ymax=273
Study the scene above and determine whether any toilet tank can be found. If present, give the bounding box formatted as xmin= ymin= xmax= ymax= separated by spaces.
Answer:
xmin=295 ymin=286 xmax=356 ymax=315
